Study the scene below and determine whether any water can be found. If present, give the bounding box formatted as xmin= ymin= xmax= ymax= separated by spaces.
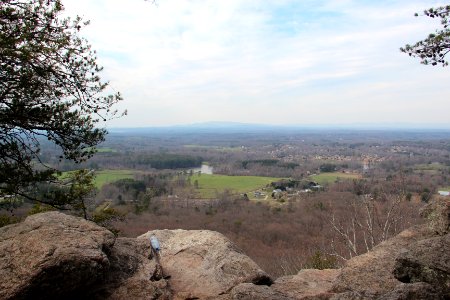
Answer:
xmin=190 ymin=164 xmax=214 ymax=175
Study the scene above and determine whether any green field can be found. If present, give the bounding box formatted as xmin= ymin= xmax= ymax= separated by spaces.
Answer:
xmin=190 ymin=174 xmax=281 ymax=198
xmin=414 ymin=163 xmax=449 ymax=175
xmin=414 ymin=162 xmax=447 ymax=171
xmin=60 ymin=169 xmax=136 ymax=189
xmin=439 ymin=186 xmax=450 ymax=192
xmin=94 ymin=170 xmax=135 ymax=188
xmin=96 ymin=147 xmax=117 ymax=153
xmin=310 ymin=172 xmax=361 ymax=185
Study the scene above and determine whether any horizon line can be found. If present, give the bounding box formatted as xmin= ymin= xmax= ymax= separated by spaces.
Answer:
xmin=106 ymin=121 xmax=450 ymax=131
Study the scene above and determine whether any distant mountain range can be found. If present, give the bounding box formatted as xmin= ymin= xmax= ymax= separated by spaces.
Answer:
xmin=109 ymin=122 xmax=450 ymax=133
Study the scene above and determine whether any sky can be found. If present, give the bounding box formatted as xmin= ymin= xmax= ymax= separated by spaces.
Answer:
xmin=63 ymin=0 xmax=450 ymax=128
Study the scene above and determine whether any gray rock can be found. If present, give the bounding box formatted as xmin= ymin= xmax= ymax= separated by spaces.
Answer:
xmin=0 ymin=213 xmax=273 ymax=300
xmin=229 ymin=283 xmax=292 ymax=300
xmin=331 ymin=225 xmax=435 ymax=297
xmin=92 ymin=237 xmax=172 ymax=300
xmin=420 ymin=198 xmax=450 ymax=235
xmin=393 ymin=233 xmax=450 ymax=297
xmin=139 ymin=229 xmax=272 ymax=300
xmin=379 ymin=282 xmax=442 ymax=300
xmin=273 ymin=269 xmax=339 ymax=299
xmin=330 ymin=291 xmax=377 ymax=300
xmin=0 ymin=211 xmax=115 ymax=299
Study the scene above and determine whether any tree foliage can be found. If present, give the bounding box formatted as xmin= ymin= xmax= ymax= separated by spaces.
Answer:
xmin=401 ymin=5 xmax=450 ymax=66
xmin=132 ymin=153 xmax=203 ymax=170
xmin=0 ymin=0 xmax=123 ymax=209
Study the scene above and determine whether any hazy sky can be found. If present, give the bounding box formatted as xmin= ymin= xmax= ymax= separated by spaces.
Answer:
xmin=63 ymin=0 xmax=450 ymax=128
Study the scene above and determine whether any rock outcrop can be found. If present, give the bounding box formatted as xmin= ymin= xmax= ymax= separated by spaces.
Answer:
xmin=330 ymin=225 xmax=435 ymax=298
xmin=0 ymin=198 xmax=449 ymax=299
xmin=226 ymin=283 xmax=292 ymax=300
xmin=393 ymin=233 xmax=450 ymax=297
xmin=272 ymin=269 xmax=339 ymax=299
xmin=419 ymin=198 xmax=450 ymax=235
xmin=0 ymin=211 xmax=115 ymax=300
xmin=92 ymin=237 xmax=172 ymax=300
xmin=0 ymin=212 xmax=271 ymax=300
xmin=138 ymin=229 xmax=272 ymax=300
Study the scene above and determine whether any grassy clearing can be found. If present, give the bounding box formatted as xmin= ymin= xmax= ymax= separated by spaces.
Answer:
xmin=439 ymin=186 xmax=450 ymax=192
xmin=413 ymin=163 xmax=449 ymax=175
xmin=414 ymin=162 xmax=450 ymax=175
xmin=414 ymin=169 xmax=440 ymax=175
xmin=61 ymin=169 xmax=135 ymax=188
xmin=94 ymin=170 xmax=135 ymax=188
xmin=414 ymin=162 xmax=448 ymax=171
xmin=96 ymin=147 xmax=117 ymax=153
xmin=310 ymin=172 xmax=361 ymax=185
xmin=190 ymin=174 xmax=281 ymax=198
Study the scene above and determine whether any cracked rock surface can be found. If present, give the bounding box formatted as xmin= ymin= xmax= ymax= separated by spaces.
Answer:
xmin=139 ymin=229 xmax=272 ymax=300
xmin=0 ymin=211 xmax=115 ymax=299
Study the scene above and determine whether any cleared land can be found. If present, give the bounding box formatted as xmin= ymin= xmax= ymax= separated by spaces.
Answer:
xmin=310 ymin=172 xmax=360 ymax=185
xmin=62 ymin=170 xmax=135 ymax=189
xmin=413 ymin=163 xmax=449 ymax=175
xmin=190 ymin=174 xmax=281 ymax=198
xmin=94 ymin=170 xmax=135 ymax=188
xmin=96 ymin=147 xmax=117 ymax=153
xmin=414 ymin=162 xmax=447 ymax=170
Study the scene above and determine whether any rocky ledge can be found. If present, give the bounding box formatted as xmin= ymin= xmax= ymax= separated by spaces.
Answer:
xmin=0 ymin=198 xmax=448 ymax=299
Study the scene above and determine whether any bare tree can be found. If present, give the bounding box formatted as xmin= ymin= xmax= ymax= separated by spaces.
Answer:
xmin=330 ymin=191 xmax=405 ymax=260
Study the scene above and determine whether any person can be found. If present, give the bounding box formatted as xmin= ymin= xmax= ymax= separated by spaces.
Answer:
xmin=150 ymin=235 xmax=160 ymax=254
xmin=148 ymin=235 xmax=170 ymax=280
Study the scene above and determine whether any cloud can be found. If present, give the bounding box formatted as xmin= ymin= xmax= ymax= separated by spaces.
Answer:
xmin=62 ymin=0 xmax=450 ymax=127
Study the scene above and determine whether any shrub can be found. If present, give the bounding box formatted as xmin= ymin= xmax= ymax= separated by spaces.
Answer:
xmin=0 ymin=215 xmax=20 ymax=228
xmin=305 ymin=251 xmax=337 ymax=270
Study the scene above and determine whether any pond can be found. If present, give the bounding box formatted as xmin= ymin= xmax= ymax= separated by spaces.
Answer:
xmin=190 ymin=164 xmax=214 ymax=175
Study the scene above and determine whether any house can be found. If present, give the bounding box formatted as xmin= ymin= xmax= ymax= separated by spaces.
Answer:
xmin=253 ymin=191 xmax=266 ymax=198
xmin=272 ymin=189 xmax=283 ymax=198
xmin=305 ymin=181 xmax=322 ymax=190
xmin=311 ymin=184 xmax=322 ymax=191
xmin=306 ymin=181 xmax=319 ymax=188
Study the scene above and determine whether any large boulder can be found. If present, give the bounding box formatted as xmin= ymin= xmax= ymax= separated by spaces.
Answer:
xmin=272 ymin=269 xmax=340 ymax=299
xmin=139 ymin=229 xmax=272 ymax=300
xmin=331 ymin=225 xmax=435 ymax=297
xmin=393 ymin=233 xmax=450 ymax=297
xmin=94 ymin=237 xmax=172 ymax=300
xmin=419 ymin=197 xmax=450 ymax=235
xmin=379 ymin=282 xmax=442 ymax=300
xmin=227 ymin=283 xmax=292 ymax=300
xmin=0 ymin=211 xmax=115 ymax=299
xmin=217 ymin=269 xmax=340 ymax=300
xmin=0 ymin=213 xmax=273 ymax=300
